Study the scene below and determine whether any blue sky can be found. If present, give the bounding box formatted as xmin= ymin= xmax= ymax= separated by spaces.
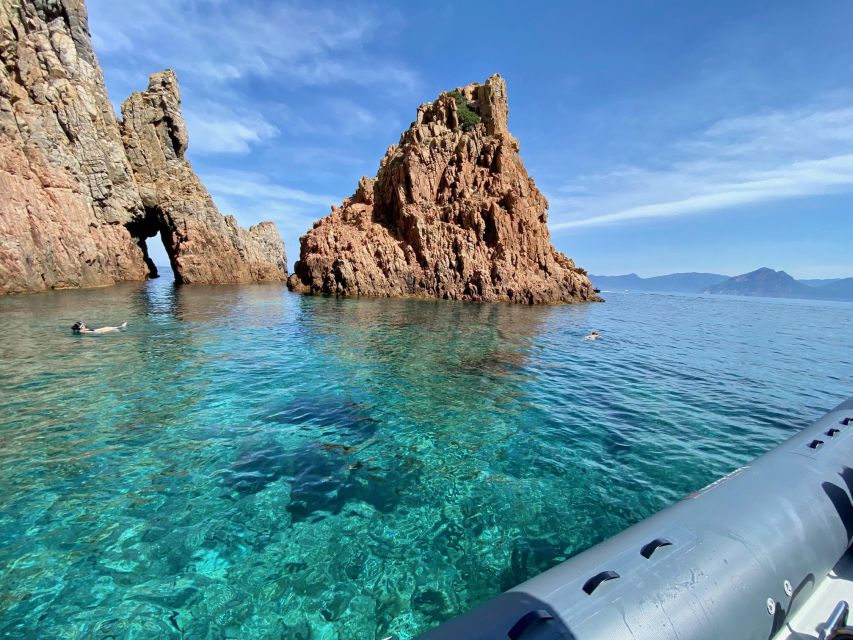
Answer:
xmin=87 ymin=0 xmax=853 ymax=278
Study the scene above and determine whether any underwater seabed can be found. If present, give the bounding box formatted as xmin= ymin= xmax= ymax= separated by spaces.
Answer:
xmin=0 ymin=277 xmax=851 ymax=638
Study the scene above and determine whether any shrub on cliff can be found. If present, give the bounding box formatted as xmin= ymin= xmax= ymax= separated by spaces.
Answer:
xmin=448 ymin=90 xmax=481 ymax=131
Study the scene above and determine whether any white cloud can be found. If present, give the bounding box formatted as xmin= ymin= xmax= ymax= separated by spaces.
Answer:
xmin=323 ymin=98 xmax=394 ymax=137
xmin=90 ymin=0 xmax=416 ymax=157
xmin=87 ymin=0 xmax=417 ymax=94
xmin=183 ymin=102 xmax=279 ymax=155
xmin=284 ymin=59 xmax=419 ymax=92
xmin=251 ymin=98 xmax=399 ymax=140
xmin=200 ymin=169 xmax=341 ymax=232
xmin=204 ymin=170 xmax=339 ymax=207
xmin=550 ymin=99 xmax=853 ymax=230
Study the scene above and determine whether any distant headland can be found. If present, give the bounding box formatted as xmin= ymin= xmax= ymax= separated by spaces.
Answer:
xmin=592 ymin=268 xmax=853 ymax=302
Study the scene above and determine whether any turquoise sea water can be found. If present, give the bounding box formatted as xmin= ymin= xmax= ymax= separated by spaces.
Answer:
xmin=0 ymin=275 xmax=851 ymax=639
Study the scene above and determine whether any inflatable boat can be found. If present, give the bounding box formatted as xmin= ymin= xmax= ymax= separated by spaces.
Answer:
xmin=418 ymin=397 xmax=853 ymax=640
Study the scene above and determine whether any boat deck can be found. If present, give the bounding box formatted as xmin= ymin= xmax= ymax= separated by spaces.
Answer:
xmin=774 ymin=550 xmax=853 ymax=640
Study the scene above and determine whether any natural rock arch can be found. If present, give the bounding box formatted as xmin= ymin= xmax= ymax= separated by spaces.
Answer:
xmin=0 ymin=0 xmax=286 ymax=294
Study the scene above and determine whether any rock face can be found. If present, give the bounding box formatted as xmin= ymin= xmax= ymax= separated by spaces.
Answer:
xmin=288 ymin=75 xmax=599 ymax=304
xmin=120 ymin=71 xmax=287 ymax=284
xmin=0 ymin=0 xmax=148 ymax=293
xmin=0 ymin=0 xmax=286 ymax=294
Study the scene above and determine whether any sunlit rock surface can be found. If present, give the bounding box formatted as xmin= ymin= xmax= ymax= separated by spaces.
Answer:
xmin=0 ymin=0 xmax=286 ymax=293
xmin=289 ymin=74 xmax=599 ymax=304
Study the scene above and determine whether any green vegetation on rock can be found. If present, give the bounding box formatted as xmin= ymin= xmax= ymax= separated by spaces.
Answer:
xmin=448 ymin=90 xmax=481 ymax=131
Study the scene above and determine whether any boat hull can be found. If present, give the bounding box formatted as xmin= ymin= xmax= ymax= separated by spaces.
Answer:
xmin=419 ymin=397 xmax=853 ymax=640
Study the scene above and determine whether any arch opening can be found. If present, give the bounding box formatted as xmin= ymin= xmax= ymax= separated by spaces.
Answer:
xmin=128 ymin=208 xmax=179 ymax=283
xmin=140 ymin=232 xmax=175 ymax=282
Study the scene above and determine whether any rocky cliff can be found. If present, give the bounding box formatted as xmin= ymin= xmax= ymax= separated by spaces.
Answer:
xmin=120 ymin=71 xmax=287 ymax=284
xmin=0 ymin=0 xmax=286 ymax=294
xmin=288 ymin=75 xmax=599 ymax=304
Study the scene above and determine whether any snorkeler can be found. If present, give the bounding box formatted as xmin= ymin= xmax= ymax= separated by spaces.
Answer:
xmin=71 ymin=321 xmax=127 ymax=334
xmin=584 ymin=330 xmax=600 ymax=340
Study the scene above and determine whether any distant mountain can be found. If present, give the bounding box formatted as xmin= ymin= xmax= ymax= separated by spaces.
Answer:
xmin=592 ymin=268 xmax=853 ymax=301
xmin=819 ymin=278 xmax=853 ymax=299
xmin=798 ymin=278 xmax=843 ymax=287
xmin=591 ymin=272 xmax=730 ymax=293
xmin=702 ymin=268 xmax=814 ymax=298
xmin=590 ymin=273 xmax=643 ymax=290
xmin=702 ymin=268 xmax=853 ymax=301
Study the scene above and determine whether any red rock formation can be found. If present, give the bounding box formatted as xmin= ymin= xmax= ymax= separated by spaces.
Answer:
xmin=288 ymin=75 xmax=599 ymax=304
xmin=120 ymin=71 xmax=287 ymax=284
xmin=0 ymin=0 xmax=149 ymax=292
xmin=0 ymin=0 xmax=286 ymax=294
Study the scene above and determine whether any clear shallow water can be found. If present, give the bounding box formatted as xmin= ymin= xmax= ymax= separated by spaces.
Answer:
xmin=0 ymin=277 xmax=851 ymax=640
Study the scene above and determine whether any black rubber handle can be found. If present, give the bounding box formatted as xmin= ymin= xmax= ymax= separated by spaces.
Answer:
xmin=808 ymin=439 xmax=824 ymax=450
xmin=827 ymin=428 xmax=841 ymax=437
xmin=641 ymin=538 xmax=673 ymax=559
xmin=507 ymin=609 xmax=554 ymax=640
xmin=583 ymin=570 xmax=620 ymax=595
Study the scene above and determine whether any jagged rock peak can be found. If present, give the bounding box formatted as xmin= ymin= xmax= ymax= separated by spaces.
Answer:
xmin=0 ymin=0 xmax=287 ymax=294
xmin=407 ymin=73 xmax=510 ymax=140
xmin=128 ymin=70 xmax=189 ymax=162
xmin=120 ymin=69 xmax=287 ymax=284
xmin=288 ymin=74 xmax=600 ymax=304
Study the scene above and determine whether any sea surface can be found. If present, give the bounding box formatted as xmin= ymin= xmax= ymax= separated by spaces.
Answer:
xmin=0 ymin=275 xmax=851 ymax=639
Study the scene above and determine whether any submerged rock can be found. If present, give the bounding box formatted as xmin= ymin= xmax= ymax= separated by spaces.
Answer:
xmin=288 ymin=74 xmax=600 ymax=304
xmin=0 ymin=0 xmax=286 ymax=294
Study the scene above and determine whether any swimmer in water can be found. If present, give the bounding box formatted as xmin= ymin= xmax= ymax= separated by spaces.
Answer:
xmin=584 ymin=330 xmax=600 ymax=340
xmin=71 ymin=321 xmax=127 ymax=334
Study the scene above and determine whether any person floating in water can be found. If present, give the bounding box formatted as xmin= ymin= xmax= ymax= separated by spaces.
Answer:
xmin=584 ymin=330 xmax=600 ymax=341
xmin=71 ymin=321 xmax=127 ymax=334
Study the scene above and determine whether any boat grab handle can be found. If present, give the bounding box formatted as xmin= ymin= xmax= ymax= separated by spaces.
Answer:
xmin=641 ymin=538 xmax=673 ymax=559
xmin=583 ymin=570 xmax=620 ymax=595
xmin=507 ymin=609 xmax=554 ymax=640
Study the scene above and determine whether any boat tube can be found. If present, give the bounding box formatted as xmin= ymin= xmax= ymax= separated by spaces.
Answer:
xmin=418 ymin=397 xmax=853 ymax=640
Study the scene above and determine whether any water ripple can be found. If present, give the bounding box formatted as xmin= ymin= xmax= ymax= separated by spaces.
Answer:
xmin=0 ymin=282 xmax=850 ymax=638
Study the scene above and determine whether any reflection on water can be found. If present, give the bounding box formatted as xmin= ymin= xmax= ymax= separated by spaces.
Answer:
xmin=0 ymin=277 xmax=851 ymax=639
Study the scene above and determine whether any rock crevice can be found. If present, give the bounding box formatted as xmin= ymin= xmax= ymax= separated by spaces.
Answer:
xmin=288 ymin=74 xmax=599 ymax=304
xmin=0 ymin=0 xmax=286 ymax=294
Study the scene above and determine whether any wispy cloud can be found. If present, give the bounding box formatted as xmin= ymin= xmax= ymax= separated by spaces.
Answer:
xmin=90 ymin=0 xmax=415 ymax=166
xmin=183 ymin=101 xmax=279 ymax=155
xmin=89 ymin=0 xmax=417 ymax=93
xmin=201 ymin=169 xmax=341 ymax=232
xmin=550 ymin=99 xmax=853 ymax=230
xmin=254 ymin=98 xmax=401 ymax=140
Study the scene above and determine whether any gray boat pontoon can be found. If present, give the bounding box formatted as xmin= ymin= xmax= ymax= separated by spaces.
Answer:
xmin=418 ymin=397 xmax=853 ymax=640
